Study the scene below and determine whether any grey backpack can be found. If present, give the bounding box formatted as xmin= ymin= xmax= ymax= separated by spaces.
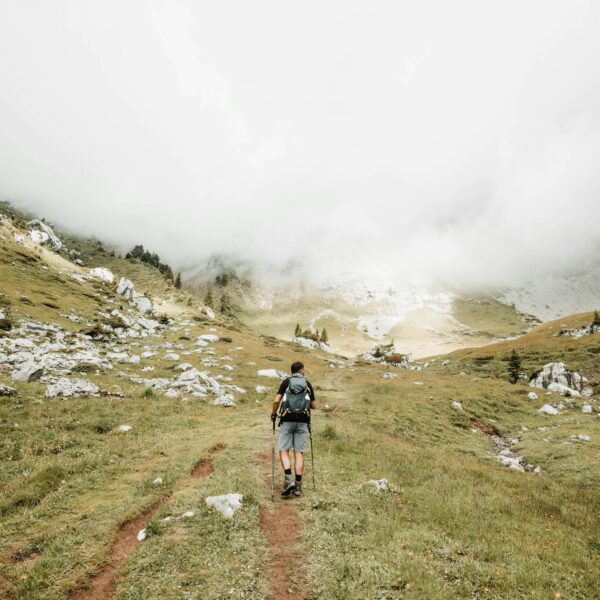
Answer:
xmin=280 ymin=374 xmax=310 ymax=415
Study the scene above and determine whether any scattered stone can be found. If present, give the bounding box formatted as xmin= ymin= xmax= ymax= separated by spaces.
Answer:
xmin=213 ymin=392 xmax=236 ymax=407
xmin=576 ymin=434 xmax=590 ymax=442
xmin=117 ymin=424 xmax=132 ymax=432
xmin=198 ymin=334 xmax=219 ymax=343
xmin=582 ymin=404 xmax=593 ymax=414
xmin=293 ymin=336 xmax=331 ymax=352
xmin=0 ymin=384 xmax=16 ymax=396
xmin=527 ymin=391 xmax=538 ymax=401
xmin=538 ymin=404 xmax=559 ymax=415
xmin=442 ymin=359 xmax=450 ymax=366
xmin=413 ymin=381 xmax=424 ymax=386
xmin=368 ymin=479 xmax=389 ymax=491
xmin=45 ymin=378 xmax=99 ymax=398
xmin=164 ymin=353 xmax=180 ymax=361
xmin=451 ymin=400 xmax=463 ymax=410
xmin=137 ymin=528 xmax=146 ymax=541
xmin=165 ymin=388 xmax=179 ymax=398
xmin=153 ymin=477 xmax=164 ymax=485
xmin=382 ymin=372 xmax=397 ymax=379
xmin=205 ymin=493 xmax=243 ymax=518
xmin=255 ymin=385 xmax=268 ymax=394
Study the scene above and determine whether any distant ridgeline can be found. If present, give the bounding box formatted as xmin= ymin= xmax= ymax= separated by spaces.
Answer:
xmin=126 ymin=245 xmax=181 ymax=288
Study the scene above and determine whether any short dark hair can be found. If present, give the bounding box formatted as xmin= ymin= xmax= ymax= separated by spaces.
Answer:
xmin=291 ymin=361 xmax=304 ymax=374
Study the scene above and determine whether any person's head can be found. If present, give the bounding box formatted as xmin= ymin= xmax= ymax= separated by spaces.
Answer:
xmin=291 ymin=361 xmax=304 ymax=375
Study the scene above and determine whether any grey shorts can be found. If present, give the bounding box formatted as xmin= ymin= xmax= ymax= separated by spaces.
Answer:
xmin=278 ymin=421 xmax=309 ymax=452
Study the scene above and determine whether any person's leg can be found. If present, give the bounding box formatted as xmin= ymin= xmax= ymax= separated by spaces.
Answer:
xmin=280 ymin=450 xmax=291 ymax=470
xmin=294 ymin=450 xmax=304 ymax=475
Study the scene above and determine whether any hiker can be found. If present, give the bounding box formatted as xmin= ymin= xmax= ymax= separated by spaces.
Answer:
xmin=271 ymin=361 xmax=316 ymax=497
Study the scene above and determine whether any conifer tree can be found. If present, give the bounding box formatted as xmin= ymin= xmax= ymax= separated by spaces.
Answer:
xmin=320 ymin=328 xmax=329 ymax=343
xmin=508 ymin=349 xmax=521 ymax=384
xmin=294 ymin=323 xmax=301 ymax=337
xmin=175 ymin=273 xmax=182 ymax=289
xmin=593 ymin=311 xmax=600 ymax=328
xmin=314 ymin=328 xmax=320 ymax=342
xmin=204 ymin=288 xmax=214 ymax=308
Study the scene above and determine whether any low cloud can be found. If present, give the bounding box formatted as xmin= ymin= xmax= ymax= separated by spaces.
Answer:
xmin=0 ymin=0 xmax=599 ymax=288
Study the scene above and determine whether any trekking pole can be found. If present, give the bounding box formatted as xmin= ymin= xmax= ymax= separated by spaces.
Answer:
xmin=308 ymin=418 xmax=316 ymax=490
xmin=271 ymin=417 xmax=276 ymax=502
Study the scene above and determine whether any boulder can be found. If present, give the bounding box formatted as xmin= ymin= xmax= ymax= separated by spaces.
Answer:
xmin=116 ymin=277 xmax=135 ymax=299
xmin=133 ymin=296 xmax=152 ymax=314
xmin=198 ymin=334 xmax=219 ymax=343
xmin=12 ymin=362 xmax=44 ymax=382
xmin=255 ymin=385 xmax=268 ymax=394
xmin=138 ymin=317 xmax=160 ymax=330
xmin=368 ymin=479 xmax=389 ymax=491
xmin=117 ymin=424 xmax=132 ymax=432
xmin=89 ymin=267 xmax=114 ymax=283
xmin=26 ymin=219 xmax=63 ymax=250
xmin=293 ymin=336 xmax=331 ymax=352
xmin=45 ymin=378 xmax=100 ymax=398
xmin=164 ymin=353 xmax=180 ymax=361
xmin=527 ymin=391 xmax=538 ymax=401
xmin=213 ymin=392 xmax=236 ymax=407
xmin=205 ymin=493 xmax=243 ymax=518
xmin=451 ymin=400 xmax=463 ymax=410
xmin=529 ymin=363 xmax=587 ymax=396
xmin=582 ymin=404 xmax=593 ymax=414
xmin=30 ymin=229 xmax=49 ymax=245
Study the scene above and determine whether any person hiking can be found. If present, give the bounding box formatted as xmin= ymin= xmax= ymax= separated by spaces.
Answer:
xmin=271 ymin=361 xmax=316 ymax=498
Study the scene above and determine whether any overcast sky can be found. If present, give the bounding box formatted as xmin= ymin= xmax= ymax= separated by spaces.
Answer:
xmin=0 ymin=0 xmax=599 ymax=288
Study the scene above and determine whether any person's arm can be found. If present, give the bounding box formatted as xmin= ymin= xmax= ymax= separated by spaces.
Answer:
xmin=308 ymin=381 xmax=317 ymax=410
xmin=271 ymin=379 xmax=288 ymax=420
xmin=271 ymin=394 xmax=283 ymax=417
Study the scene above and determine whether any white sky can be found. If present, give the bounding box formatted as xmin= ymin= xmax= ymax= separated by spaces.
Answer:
xmin=0 ymin=0 xmax=599 ymax=287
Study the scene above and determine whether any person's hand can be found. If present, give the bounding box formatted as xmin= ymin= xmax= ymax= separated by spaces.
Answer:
xmin=270 ymin=413 xmax=277 ymax=423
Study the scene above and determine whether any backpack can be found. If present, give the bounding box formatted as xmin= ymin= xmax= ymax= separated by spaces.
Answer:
xmin=279 ymin=374 xmax=311 ymax=417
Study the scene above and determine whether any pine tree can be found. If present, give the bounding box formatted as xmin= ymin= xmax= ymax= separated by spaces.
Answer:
xmin=508 ymin=349 xmax=521 ymax=384
xmin=314 ymin=329 xmax=320 ymax=342
xmin=204 ymin=288 xmax=214 ymax=308
xmin=175 ymin=273 xmax=182 ymax=289
xmin=294 ymin=323 xmax=301 ymax=337
xmin=320 ymin=328 xmax=329 ymax=343
xmin=593 ymin=311 xmax=600 ymax=327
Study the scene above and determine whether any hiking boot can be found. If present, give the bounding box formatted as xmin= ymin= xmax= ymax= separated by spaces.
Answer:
xmin=281 ymin=478 xmax=296 ymax=497
xmin=292 ymin=481 xmax=303 ymax=497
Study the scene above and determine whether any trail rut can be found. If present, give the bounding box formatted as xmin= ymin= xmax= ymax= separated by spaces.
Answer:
xmin=69 ymin=444 xmax=224 ymax=600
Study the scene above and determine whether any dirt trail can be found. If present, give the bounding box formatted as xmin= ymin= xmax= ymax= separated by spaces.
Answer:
xmin=69 ymin=444 xmax=224 ymax=600
xmin=258 ymin=452 xmax=309 ymax=599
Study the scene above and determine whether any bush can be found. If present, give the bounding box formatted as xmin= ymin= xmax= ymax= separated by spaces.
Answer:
xmin=140 ymin=387 xmax=155 ymax=399
xmin=322 ymin=424 xmax=338 ymax=440
xmin=0 ymin=317 xmax=12 ymax=331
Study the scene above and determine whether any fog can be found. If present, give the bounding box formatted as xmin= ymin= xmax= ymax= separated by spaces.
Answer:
xmin=1 ymin=0 xmax=599 ymax=288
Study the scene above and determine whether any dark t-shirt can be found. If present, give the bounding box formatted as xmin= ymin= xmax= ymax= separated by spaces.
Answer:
xmin=277 ymin=377 xmax=315 ymax=422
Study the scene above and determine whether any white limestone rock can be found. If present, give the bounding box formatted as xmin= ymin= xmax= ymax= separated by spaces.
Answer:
xmin=12 ymin=362 xmax=44 ymax=382
xmin=133 ymin=296 xmax=152 ymax=314
xmin=0 ymin=384 xmax=16 ymax=396
xmin=582 ymin=404 xmax=593 ymax=414
xmin=89 ymin=267 xmax=114 ymax=283
xmin=382 ymin=372 xmax=398 ymax=379
xmin=368 ymin=479 xmax=389 ymax=491
xmin=529 ymin=363 xmax=587 ymax=396
xmin=255 ymin=385 xmax=268 ymax=394
xmin=293 ymin=336 xmax=331 ymax=352
xmin=213 ymin=392 xmax=236 ymax=407
xmin=527 ymin=391 xmax=538 ymax=401
xmin=45 ymin=378 xmax=100 ymax=398
xmin=117 ymin=424 xmax=133 ymax=432
xmin=26 ymin=219 xmax=63 ymax=250
xmin=538 ymin=404 xmax=559 ymax=415
xmin=257 ymin=369 xmax=287 ymax=379
xmin=198 ymin=334 xmax=219 ymax=343
xmin=205 ymin=493 xmax=243 ymax=518
xmin=116 ymin=277 xmax=135 ymax=300
xmin=451 ymin=400 xmax=463 ymax=410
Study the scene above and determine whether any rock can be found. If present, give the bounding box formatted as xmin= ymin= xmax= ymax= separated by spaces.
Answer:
xmin=14 ymin=233 xmax=25 ymax=244
xmin=26 ymin=219 xmax=63 ymax=250
xmin=577 ymin=434 xmax=590 ymax=442
xmin=175 ymin=363 xmax=193 ymax=371
xmin=529 ymin=363 xmax=587 ymax=396
xmin=89 ymin=267 xmax=114 ymax=283
xmin=133 ymin=296 xmax=152 ymax=314
xmin=116 ymin=277 xmax=135 ymax=299
xmin=198 ymin=334 xmax=219 ymax=343
xmin=205 ymin=493 xmax=243 ymax=518
xmin=222 ymin=365 xmax=234 ymax=372
xmin=255 ymin=385 xmax=268 ymax=394
xmin=0 ymin=384 xmax=16 ymax=396
xmin=293 ymin=336 xmax=331 ymax=352
xmin=368 ymin=479 xmax=389 ymax=491
xmin=153 ymin=477 xmax=164 ymax=485
xmin=451 ymin=400 xmax=463 ymax=410
xmin=442 ymin=359 xmax=450 ymax=366
xmin=12 ymin=362 xmax=44 ymax=382
xmin=165 ymin=388 xmax=179 ymax=398
xmin=382 ymin=372 xmax=397 ymax=379
xmin=30 ymin=229 xmax=49 ymax=244
xmin=203 ymin=307 xmax=216 ymax=319
xmin=138 ymin=317 xmax=160 ymax=330
xmin=213 ymin=392 xmax=236 ymax=407
xmin=141 ymin=350 xmax=157 ymax=359
xmin=528 ymin=391 xmax=538 ymax=401
xmin=497 ymin=455 xmax=524 ymax=471
xmin=257 ymin=369 xmax=287 ymax=379
xmin=538 ymin=404 xmax=559 ymax=415
xmin=359 ymin=344 xmax=411 ymax=367
xmin=45 ymin=378 xmax=99 ymax=398
xmin=137 ymin=528 xmax=146 ymax=541
xmin=164 ymin=353 xmax=180 ymax=361
xmin=582 ymin=387 xmax=593 ymax=399
xmin=413 ymin=381 xmax=424 ymax=386
xmin=582 ymin=404 xmax=593 ymax=414
xmin=117 ymin=424 xmax=132 ymax=432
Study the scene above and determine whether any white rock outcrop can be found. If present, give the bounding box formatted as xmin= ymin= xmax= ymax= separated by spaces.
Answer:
xmin=133 ymin=296 xmax=152 ymax=314
xmin=116 ymin=277 xmax=135 ymax=299
xmin=368 ymin=479 xmax=389 ymax=491
xmin=529 ymin=363 xmax=587 ymax=397
xmin=27 ymin=219 xmax=63 ymax=250
xmin=89 ymin=267 xmax=114 ymax=283
xmin=527 ymin=391 xmax=538 ymax=401
xmin=257 ymin=369 xmax=287 ymax=379
xmin=45 ymin=378 xmax=100 ymax=398
xmin=0 ymin=384 xmax=16 ymax=396
xmin=293 ymin=336 xmax=331 ymax=352
xmin=205 ymin=493 xmax=243 ymax=518
xmin=582 ymin=404 xmax=593 ymax=414
xmin=538 ymin=404 xmax=559 ymax=415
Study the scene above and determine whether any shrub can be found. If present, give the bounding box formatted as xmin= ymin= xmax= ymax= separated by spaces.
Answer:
xmin=322 ymin=424 xmax=338 ymax=440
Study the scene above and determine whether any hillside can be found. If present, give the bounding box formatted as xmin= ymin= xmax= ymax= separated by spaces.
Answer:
xmin=184 ymin=261 xmax=537 ymax=359
xmin=1 ymin=206 xmax=599 ymax=599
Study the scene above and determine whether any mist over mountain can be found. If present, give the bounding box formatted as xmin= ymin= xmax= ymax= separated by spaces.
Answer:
xmin=1 ymin=1 xmax=600 ymax=291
